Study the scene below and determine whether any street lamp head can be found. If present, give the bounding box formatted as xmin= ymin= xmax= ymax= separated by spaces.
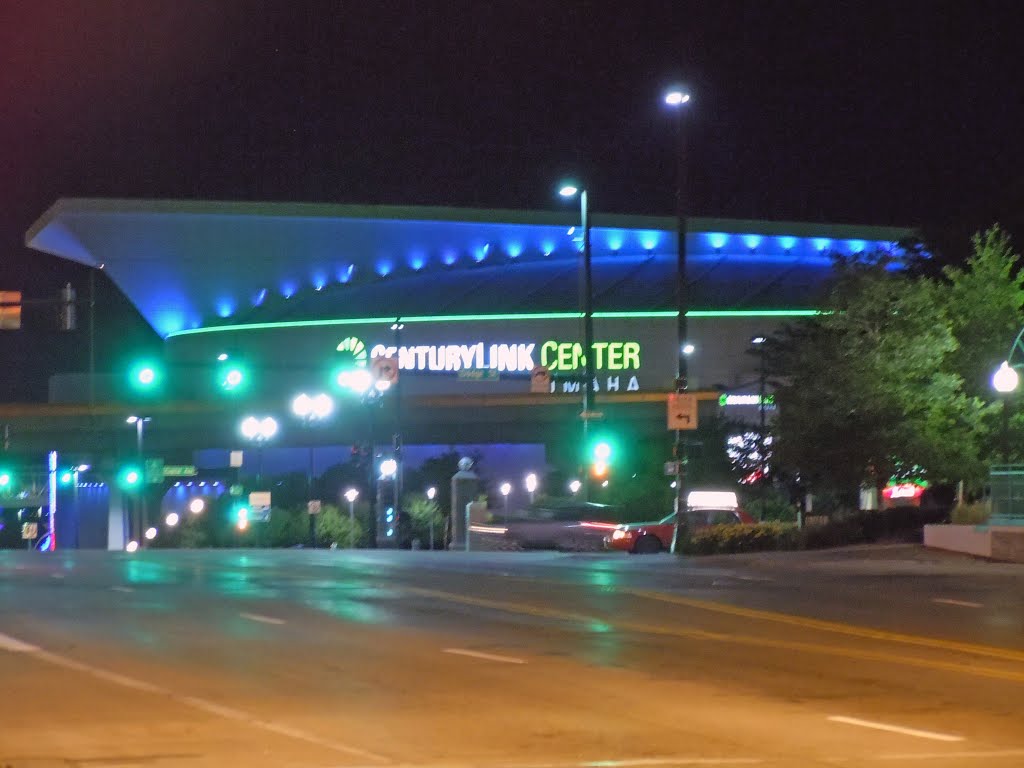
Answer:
xmin=126 ymin=415 xmax=139 ymax=424
xmin=260 ymin=417 xmax=278 ymax=439
xmin=426 ymin=486 xmax=436 ymax=500
xmin=379 ymin=458 xmax=398 ymax=478
xmin=524 ymin=473 xmax=538 ymax=493
xmin=188 ymin=498 xmax=206 ymax=514
xmin=344 ymin=488 xmax=359 ymax=503
xmin=682 ymin=343 xmax=696 ymax=355
xmin=144 ymin=526 xmax=157 ymax=541
xmin=993 ymin=361 xmax=1019 ymax=393
xmin=751 ymin=336 xmax=767 ymax=345
xmin=125 ymin=540 xmax=139 ymax=553
xmin=339 ymin=368 xmax=373 ymax=394
xmin=499 ymin=481 xmax=511 ymax=497
xmin=311 ymin=393 xmax=334 ymax=419
xmin=664 ymin=88 xmax=691 ymax=107
xmin=569 ymin=479 xmax=582 ymax=494
xmin=558 ymin=184 xmax=579 ymax=198
xmin=217 ymin=353 xmax=229 ymax=361
xmin=165 ymin=512 xmax=180 ymax=527
xmin=291 ymin=393 xmax=312 ymax=418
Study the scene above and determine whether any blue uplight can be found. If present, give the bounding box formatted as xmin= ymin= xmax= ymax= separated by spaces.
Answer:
xmin=216 ymin=300 xmax=235 ymax=318
xmin=376 ymin=260 xmax=393 ymax=277
xmin=541 ymin=241 xmax=555 ymax=256
xmin=707 ymin=233 xmax=729 ymax=250
xmin=639 ymin=231 xmax=662 ymax=251
xmin=743 ymin=235 xmax=762 ymax=251
xmin=778 ymin=236 xmax=797 ymax=251
xmin=312 ymin=273 xmax=327 ymax=291
xmin=338 ymin=264 xmax=355 ymax=283
xmin=442 ymin=249 xmax=458 ymax=266
xmin=813 ymin=238 xmax=832 ymax=252
xmin=605 ymin=230 xmax=625 ymax=252
xmin=473 ymin=243 xmax=490 ymax=263
xmin=253 ymin=288 xmax=267 ymax=306
xmin=846 ymin=239 xmax=866 ymax=254
xmin=281 ymin=283 xmax=296 ymax=299
xmin=506 ymin=242 xmax=523 ymax=259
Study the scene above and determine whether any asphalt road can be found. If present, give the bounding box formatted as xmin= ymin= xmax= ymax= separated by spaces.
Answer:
xmin=2 ymin=545 xmax=1024 ymax=768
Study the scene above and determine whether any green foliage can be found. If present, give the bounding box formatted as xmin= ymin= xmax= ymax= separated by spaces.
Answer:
xmin=768 ymin=235 xmax=1017 ymax=495
xmin=744 ymin=487 xmax=797 ymax=522
xmin=688 ymin=522 xmax=800 ymax=554
xmin=314 ymin=503 xmax=365 ymax=548
xmin=405 ymin=494 xmax=444 ymax=548
xmin=951 ymin=500 xmax=991 ymax=525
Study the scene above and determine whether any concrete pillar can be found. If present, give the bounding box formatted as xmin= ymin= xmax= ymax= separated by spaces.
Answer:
xmin=107 ymin=485 xmax=128 ymax=551
xmin=449 ymin=457 xmax=478 ymax=550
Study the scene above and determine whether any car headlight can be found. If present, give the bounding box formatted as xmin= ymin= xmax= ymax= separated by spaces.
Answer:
xmin=611 ymin=529 xmax=628 ymax=540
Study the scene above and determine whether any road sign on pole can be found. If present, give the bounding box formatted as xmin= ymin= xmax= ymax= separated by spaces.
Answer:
xmin=530 ymin=365 xmax=551 ymax=393
xmin=21 ymin=522 xmax=37 ymax=540
xmin=307 ymin=500 xmax=322 ymax=515
xmin=667 ymin=393 xmax=698 ymax=430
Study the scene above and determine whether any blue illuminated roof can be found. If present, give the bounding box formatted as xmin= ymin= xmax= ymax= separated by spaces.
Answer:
xmin=26 ymin=198 xmax=913 ymax=337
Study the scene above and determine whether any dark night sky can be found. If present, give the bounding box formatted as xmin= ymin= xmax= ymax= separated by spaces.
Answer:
xmin=2 ymin=0 xmax=1023 ymax=292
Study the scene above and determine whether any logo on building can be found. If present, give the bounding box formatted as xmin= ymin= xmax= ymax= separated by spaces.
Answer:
xmin=336 ymin=336 xmax=368 ymax=368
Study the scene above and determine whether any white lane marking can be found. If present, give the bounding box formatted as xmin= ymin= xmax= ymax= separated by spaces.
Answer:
xmin=240 ymin=612 xmax=285 ymax=625
xmin=871 ymin=748 xmax=1024 ymax=761
xmin=111 ymin=586 xmax=134 ymax=593
xmin=442 ymin=647 xmax=526 ymax=664
xmin=50 ymin=573 xmax=65 ymax=579
xmin=0 ymin=632 xmax=39 ymax=653
xmin=932 ymin=598 xmax=983 ymax=609
xmin=0 ymin=631 xmax=388 ymax=762
xmin=827 ymin=716 xmax=964 ymax=742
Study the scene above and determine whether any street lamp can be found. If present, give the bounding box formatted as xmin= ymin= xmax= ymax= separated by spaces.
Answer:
xmin=499 ymin=481 xmax=511 ymax=523
xmin=344 ymin=487 xmax=359 ymax=548
xmin=559 ymin=182 xmax=595 ymax=504
xmin=291 ymin=392 xmax=334 ymax=548
xmin=165 ymin=512 xmax=179 ymax=527
xmin=126 ymin=415 xmax=152 ymax=546
xmin=188 ymin=497 xmax=205 ymax=514
xmin=751 ymin=335 xmax=769 ymax=492
xmin=993 ymin=361 xmax=1019 ymax=462
xmin=425 ymin=486 xmax=438 ymax=549
xmin=569 ymin=479 xmax=581 ymax=496
xmin=524 ymin=473 xmax=538 ymax=504
xmin=663 ymin=84 xmax=692 ymax=554
xmin=240 ymin=415 xmax=278 ymax=488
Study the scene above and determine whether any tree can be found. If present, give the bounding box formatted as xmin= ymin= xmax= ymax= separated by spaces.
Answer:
xmin=768 ymin=249 xmax=991 ymax=496
xmin=943 ymin=226 xmax=1024 ymax=399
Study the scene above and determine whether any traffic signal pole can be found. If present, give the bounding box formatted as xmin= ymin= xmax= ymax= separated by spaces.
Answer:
xmin=580 ymin=191 xmax=594 ymax=503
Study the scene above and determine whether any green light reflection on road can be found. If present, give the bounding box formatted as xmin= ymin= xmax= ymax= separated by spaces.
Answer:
xmin=304 ymin=597 xmax=392 ymax=625
xmin=122 ymin=559 xmax=173 ymax=585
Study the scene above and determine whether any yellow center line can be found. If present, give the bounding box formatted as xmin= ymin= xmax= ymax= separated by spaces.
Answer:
xmin=622 ymin=588 xmax=1024 ymax=665
xmin=405 ymin=586 xmax=1024 ymax=684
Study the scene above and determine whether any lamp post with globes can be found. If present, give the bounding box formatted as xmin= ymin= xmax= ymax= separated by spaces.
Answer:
xmin=524 ymin=473 xmax=538 ymax=505
xmin=558 ymin=182 xmax=594 ymax=503
xmin=663 ymin=85 xmax=692 ymax=553
xmin=993 ymin=361 xmax=1019 ymax=462
xmin=240 ymin=415 xmax=278 ymax=488
xmin=291 ymin=392 xmax=334 ymax=548
xmin=126 ymin=415 xmax=152 ymax=546
xmin=499 ymin=481 xmax=511 ymax=523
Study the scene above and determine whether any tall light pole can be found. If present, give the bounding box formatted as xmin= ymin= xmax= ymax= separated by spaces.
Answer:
xmin=291 ymin=392 xmax=334 ymax=548
xmin=751 ymin=335 xmax=768 ymax=508
xmin=559 ymin=183 xmax=594 ymax=502
xmin=993 ymin=361 xmax=1019 ymax=462
xmin=126 ymin=415 xmax=151 ymax=546
xmin=664 ymin=85 xmax=692 ymax=553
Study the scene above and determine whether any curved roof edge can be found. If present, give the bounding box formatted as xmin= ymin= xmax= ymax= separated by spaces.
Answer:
xmin=26 ymin=196 xmax=915 ymax=252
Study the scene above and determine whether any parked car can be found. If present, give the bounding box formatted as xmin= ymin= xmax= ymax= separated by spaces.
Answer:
xmin=604 ymin=493 xmax=754 ymax=554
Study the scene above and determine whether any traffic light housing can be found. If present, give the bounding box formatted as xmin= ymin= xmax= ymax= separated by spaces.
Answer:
xmin=589 ymin=439 xmax=614 ymax=479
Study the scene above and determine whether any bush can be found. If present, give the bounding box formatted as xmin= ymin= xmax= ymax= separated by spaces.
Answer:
xmin=314 ymin=503 xmax=365 ymax=548
xmin=688 ymin=521 xmax=800 ymax=555
xmin=405 ymin=494 xmax=444 ymax=549
xmin=951 ymin=501 xmax=990 ymax=525
xmin=744 ymin=488 xmax=798 ymax=522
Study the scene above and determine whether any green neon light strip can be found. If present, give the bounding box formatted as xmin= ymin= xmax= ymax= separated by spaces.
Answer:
xmin=165 ymin=309 xmax=821 ymax=338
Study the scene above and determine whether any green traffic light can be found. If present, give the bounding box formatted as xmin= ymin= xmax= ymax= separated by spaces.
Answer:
xmin=0 ymin=472 xmax=11 ymax=488
xmin=593 ymin=441 xmax=612 ymax=461
xmin=59 ymin=471 xmax=74 ymax=486
xmin=118 ymin=466 xmax=142 ymax=489
xmin=216 ymin=362 xmax=248 ymax=394
xmin=129 ymin=360 xmax=163 ymax=392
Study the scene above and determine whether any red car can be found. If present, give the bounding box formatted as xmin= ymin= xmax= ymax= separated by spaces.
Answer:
xmin=604 ymin=506 xmax=755 ymax=554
